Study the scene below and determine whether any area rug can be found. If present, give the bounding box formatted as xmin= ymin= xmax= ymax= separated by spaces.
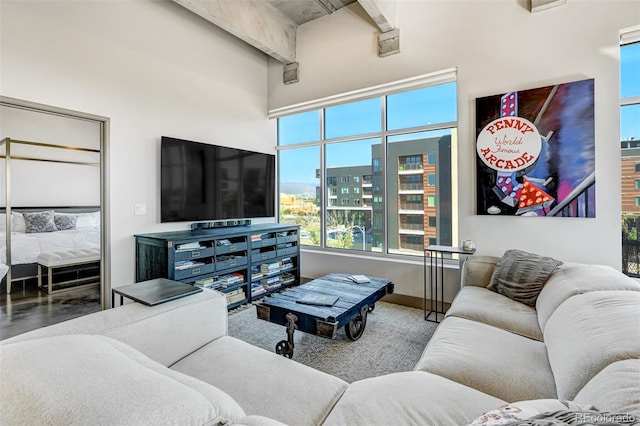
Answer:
xmin=227 ymin=301 xmax=438 ymax=383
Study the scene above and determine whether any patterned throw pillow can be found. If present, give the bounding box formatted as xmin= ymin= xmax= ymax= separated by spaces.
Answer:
xmin=467 ymin=399 xmax=595 ymax=425
xmin=54 ymin=213 xmax=78 ymax=231
xmin=23 ymin=211 xmax=57 ymax=233
xmin=487 ymin=249 xmax=562 ymax=306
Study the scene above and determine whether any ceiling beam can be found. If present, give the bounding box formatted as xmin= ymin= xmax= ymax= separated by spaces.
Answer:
xmin=172 ymin=0 xmax=298 ymax=64
xmin=357 ymin=0 xmax=395 ymax=33
xmin=357 ymin=0 xmax=398 ymax=57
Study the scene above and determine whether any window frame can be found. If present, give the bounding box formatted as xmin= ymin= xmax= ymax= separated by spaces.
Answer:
xmin=273 ymin=68 xmax=458 ymax=259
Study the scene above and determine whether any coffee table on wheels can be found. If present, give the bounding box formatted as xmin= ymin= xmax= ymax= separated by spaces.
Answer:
xmin=256 ymin=273 xmax=394 ymax=358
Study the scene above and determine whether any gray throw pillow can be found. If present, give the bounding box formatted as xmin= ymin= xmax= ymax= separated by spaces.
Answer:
xmin=23 ymin=210 xmax=57 ymax=233
xmin=54 ymin=213 xmax=78 ymax=231
xmin=487 ymin=249 xmax=562 ymax=306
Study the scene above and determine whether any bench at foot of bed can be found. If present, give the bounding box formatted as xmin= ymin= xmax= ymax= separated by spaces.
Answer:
xmin=37 ymin=249 xmax=100 ymax=294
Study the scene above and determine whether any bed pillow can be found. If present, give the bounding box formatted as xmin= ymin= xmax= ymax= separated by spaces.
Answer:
xmin=12 ymin=212 xmax=26 ymax=233
xmin=23 ymin=210 xmax=57 ymax=233
xmin=54 ymin=213 xmax=78 ymax=231
xmin=487 ymin=249 xmax=562 ymax=306
xmin=75 ymin=212 xmax=97 ymax=229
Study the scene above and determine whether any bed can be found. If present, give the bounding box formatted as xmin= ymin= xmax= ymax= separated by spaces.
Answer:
xmin=0 ymin=207 xmax=101 ymax=291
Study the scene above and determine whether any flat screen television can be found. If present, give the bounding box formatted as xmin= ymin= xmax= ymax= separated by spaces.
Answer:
xmin=160 ymin=136 xmax=275 ymax=223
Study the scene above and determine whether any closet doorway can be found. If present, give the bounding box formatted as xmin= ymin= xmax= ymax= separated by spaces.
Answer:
xmin=0 ymin=96 xmax=110 ymax=338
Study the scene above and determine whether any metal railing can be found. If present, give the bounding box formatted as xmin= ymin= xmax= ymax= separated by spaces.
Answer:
xmin=622 ymin=238 xmax=640 ymax=277
xmin=399 ymin=223 xmax=424 ymax=231
xmin=399 ymin=183 xmax=423 ymax=191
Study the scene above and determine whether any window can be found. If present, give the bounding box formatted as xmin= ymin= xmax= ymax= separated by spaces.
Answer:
xmin=620 ymin=32 xmax=640 ymax=276
xmin=276 ymin=70 xmax=457 ymax=256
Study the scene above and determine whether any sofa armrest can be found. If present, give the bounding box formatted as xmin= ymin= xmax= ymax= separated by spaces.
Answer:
xmin=460 ymin=255 xmax=500 ymax=288
xmin=1 ymin=288 xmax=228 ymax=367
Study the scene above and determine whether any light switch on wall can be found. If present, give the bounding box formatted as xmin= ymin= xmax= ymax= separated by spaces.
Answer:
xmin=134 ymin=203 xmax=146 ymax=216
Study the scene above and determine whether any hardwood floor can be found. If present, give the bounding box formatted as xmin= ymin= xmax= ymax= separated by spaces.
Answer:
xmin=0 ymin=280 xmax=101 ymax=340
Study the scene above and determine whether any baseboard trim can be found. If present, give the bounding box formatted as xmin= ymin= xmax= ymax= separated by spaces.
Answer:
xmin=382 ymin=293 xmax=451 ymax=312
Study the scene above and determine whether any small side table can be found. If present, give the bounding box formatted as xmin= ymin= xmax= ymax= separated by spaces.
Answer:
xmin=112 ymin=278 xmax=202 ymax=307
xmin=424 ymin=245 xmax=476 ymax=323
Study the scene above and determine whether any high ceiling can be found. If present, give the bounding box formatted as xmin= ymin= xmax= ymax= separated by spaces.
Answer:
xmin=171 ymin=0 xmax=567 ymax=84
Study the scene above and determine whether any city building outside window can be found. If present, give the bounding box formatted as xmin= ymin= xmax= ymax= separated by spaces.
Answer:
xmin=620 ymin=29 xmax=640 ymax=276
xmin=276 ymin=70 xmax=457 ymax=257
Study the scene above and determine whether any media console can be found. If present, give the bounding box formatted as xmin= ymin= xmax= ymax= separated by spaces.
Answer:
xmin=134 ymin=224 xmax=300 ymax=310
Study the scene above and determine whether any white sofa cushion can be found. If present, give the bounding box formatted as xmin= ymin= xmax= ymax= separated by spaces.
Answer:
xmin=323 ymin=371 xmax=505 ymax=426
xmin=544 ymin=291 xmax=640 ymax=400
xmin=535 ymin=263 xmax=640 ymax=332
xmin=171 ymin=335 xmax=348 ymax=426
xmin=460 ymin=255 xmax=500 ymax=287
xmin=445 ymin=286 xmax=542 ymax=341
xmin=0 ymin=334 xmax=247 ymax=425
xmin=414 ymin=316 xmax=557 ymax=402
xmin=573 ymin=359 xmax=640 ymax=416
xmin=2 ymin=288 xmax=227 ymax=367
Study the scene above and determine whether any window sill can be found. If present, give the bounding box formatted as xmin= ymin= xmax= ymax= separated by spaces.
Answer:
xmin=300 ymin=246 xmax=463 ymax=269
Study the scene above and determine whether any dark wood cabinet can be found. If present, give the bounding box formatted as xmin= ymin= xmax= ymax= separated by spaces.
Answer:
xmin=135 ymin=224 xmax=300 ymax=309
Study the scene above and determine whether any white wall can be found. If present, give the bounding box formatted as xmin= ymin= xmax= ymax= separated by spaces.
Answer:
xmin=0 ymin=0 xmax=275 ymax=288
xmin=0 ymin=105 xmax=101 ymax=207
xmin=268 ymin=0 xmax=640 ymax=302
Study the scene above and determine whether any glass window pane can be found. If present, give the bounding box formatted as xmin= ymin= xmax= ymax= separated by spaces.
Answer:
xmin=621 ymin=42 xmax=640 ymax=98
xmin=325 ymin=138 xmax=380 ymax=252
xmin=325 ymin=99 xmax=381 ymax=139
xmin=278 ymin=146 xmax=320 ymax=246
xmin=387 ymin=130 xmax=453 ymax=256
xmin=387 ymin=83 xmax=457 ymax=131
xmin=278 ymin=110 xmax=320 ymax=145
xmin=621 ymin=104 xmax=640 ymax=143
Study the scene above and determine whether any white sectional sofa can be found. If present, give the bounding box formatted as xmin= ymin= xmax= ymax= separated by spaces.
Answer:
xmin=2 ymin=255 xmax=639 ymax=425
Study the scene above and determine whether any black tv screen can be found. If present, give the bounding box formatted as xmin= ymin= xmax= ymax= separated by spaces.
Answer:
xmin=161 ymin=136 xmax=275 ymax=223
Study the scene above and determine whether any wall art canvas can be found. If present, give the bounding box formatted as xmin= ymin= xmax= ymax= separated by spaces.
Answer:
xmin=475 ymin=78 xmax=595 ymax=217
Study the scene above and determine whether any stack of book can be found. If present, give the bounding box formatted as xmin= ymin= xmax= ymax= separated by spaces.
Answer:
xmin=226 ymin=288 xmax=246 ymax=306
xmin=251 ymin=282 xmax=266 ymax=297
xmin=280 ymin=257 xmax=293 ymax=271
xmin=261 ymin=262 xmax=280 ymax=275
xmin=251 ymin=265 xmax=264 ymax=281
xmin=280 ymin=272 xmax=295 ymax=285
xmin=261 ymin=276 xmax=281 ymax=291
xmin=194 ymin=276 xmax=223 ymax=289
xmin=220 ymin=272 xmax=244 ymax=287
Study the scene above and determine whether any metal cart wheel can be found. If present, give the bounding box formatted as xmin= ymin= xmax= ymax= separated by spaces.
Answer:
xmin=275 ymin=340 xmax=294 ymax=358
xmin=345 ymin=306 xmax=368 ymax=341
